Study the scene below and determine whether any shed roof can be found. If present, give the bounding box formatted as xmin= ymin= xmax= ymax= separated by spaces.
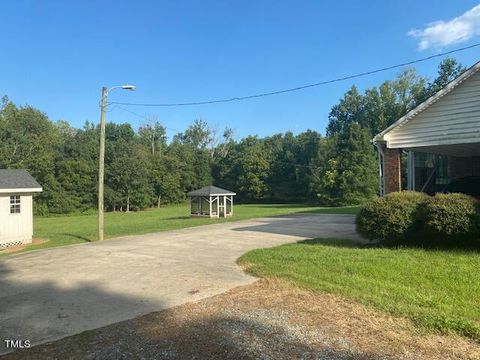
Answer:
xmin=187 ymin=185 xmax=236 ymax=197
xmin=0 ymin=169 xmax=42 ymax=193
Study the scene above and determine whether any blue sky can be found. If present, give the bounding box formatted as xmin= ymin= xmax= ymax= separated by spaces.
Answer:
xmin=1 ymin=1 xmax=479 ymax=140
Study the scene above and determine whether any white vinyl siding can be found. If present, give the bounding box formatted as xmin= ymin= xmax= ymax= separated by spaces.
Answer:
xmin=0 ymin=194 xmax=33 ymax=247
xmin=385 ymin=71 xmax=480 ymax=149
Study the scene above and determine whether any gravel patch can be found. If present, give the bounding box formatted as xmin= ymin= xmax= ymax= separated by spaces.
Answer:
xmin=3 ymin=279 xmax=479 ymax=359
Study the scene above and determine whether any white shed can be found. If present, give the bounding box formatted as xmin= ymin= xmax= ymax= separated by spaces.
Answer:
xmin=0 ymin=169 xmax=42 ymax=248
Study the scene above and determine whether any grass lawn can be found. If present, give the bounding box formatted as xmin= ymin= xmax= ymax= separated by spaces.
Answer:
xmin=239 ymin=238 xmax=480 ymax=342
xmin=1 ymin=203 xmax=359 ymax=256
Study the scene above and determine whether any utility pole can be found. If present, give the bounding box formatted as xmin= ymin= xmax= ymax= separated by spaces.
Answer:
xmin=97 ymin=84 xmax=136 ymax=241
xmin=98 ymin=86 xmax=108 ymax=241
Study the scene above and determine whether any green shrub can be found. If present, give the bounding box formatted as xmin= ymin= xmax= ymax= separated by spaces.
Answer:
xmin=357 ymin=191 xmax=480 ymax=245
xmin=356 ymin=191 xmax=428 ymax=244
xmin=421 ymin=193 xmax=480 ymax=241
xmin=33 ymin=202 xmax=49 ymax=216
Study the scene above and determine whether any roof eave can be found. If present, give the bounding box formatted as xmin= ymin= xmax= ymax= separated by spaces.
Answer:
xmin=372 ymin=60 xmax=480 ymax=146
xmin=0 ymin=187 xmax=43 ymax=194
xmin=188 ymin=192 xmax=236 ymax=196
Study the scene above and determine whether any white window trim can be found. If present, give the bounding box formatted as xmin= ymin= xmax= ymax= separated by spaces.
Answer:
xmin=10 ymin=195 xmax=21 ymax=215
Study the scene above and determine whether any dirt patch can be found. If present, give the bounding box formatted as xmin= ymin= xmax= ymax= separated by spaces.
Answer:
xmin=0 ymin=238 xmax=48 ymax=254
xmin=4 ymin=279 xmax=479 ymax=359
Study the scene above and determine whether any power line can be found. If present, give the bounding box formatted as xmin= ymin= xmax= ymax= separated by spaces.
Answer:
xmin=109 ymin=43 xmax=480 ymax=107
xmin=111 ymin=104 xmax=183 ymax=133
xmin=113 ymin=103 xmax=326 ymax=171
xmin=110 ymin=104 xmax=149 ymax=120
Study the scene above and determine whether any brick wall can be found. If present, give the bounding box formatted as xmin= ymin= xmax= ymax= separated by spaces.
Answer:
xmin=384 ymin=148 xmax=402 ymax=193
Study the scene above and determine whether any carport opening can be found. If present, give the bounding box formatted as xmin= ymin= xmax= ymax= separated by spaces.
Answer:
xmin=406 ymin=143 xmax=480 ymax=195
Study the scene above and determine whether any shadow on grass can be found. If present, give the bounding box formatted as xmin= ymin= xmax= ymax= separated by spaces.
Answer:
xmin=164 ymin=216 xmax=193 ymax=221
xmin=396 ymin=239 xmax=480 ymax=253
xmin=298 ymin=237 xmax=480 ymax=253
xmin=298 ymin=238 xmax=368 ymax=248
xmin=62 ymin=233 xmax=94 ymax=242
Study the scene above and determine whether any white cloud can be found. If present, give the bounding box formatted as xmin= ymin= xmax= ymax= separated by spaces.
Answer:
xmin=408 ymin=4 xmax=480 ymax=50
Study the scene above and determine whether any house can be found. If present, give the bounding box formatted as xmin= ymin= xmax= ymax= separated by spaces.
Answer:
xmin=187 ymin=185 xmax=236 ymax=218
xmin=373 ymin=61 xmax=480 ymax=195
xmin=0 ymin=169 xmax=43 ymax=248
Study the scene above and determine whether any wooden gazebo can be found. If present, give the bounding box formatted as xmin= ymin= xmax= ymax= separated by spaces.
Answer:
xmin=187 ymin=186 xmax=236 ymax=218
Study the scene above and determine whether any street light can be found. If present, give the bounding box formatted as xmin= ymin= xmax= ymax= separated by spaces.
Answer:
xmin=121 ymin=85 xmax=136 ymax=91
xmin=98 ymin=84 xmax=136 ymax=241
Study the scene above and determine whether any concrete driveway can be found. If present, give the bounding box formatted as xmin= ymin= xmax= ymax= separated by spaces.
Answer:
xmin=0 ymin=213 xmax=362 ymax=353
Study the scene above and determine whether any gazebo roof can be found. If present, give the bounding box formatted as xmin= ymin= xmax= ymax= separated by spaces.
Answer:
xmin=187 ymin=185 xmax=236 ymax=197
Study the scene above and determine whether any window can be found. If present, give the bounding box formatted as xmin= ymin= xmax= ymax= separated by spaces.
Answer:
xmin=10 ymin=196 xmax=21 ymax=214
xmin=435 ymin=155 xmax=450 ymax=185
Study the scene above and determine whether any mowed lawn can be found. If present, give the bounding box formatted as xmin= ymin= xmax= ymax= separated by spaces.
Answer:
xmin=239 ymin=238 xmax=480 ymax=341
xmin=2 ymin=203 xmax=359 ymax=255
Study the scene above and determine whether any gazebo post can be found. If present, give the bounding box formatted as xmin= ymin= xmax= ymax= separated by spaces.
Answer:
xmin=216 ymin=195 xmax=220 ymax=218
xmin=230 ymin=195 xmax=234 ymax=216
xmin=209 ymin=196 xmax=212 ymax=218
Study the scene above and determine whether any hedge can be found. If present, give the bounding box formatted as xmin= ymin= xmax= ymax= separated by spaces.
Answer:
xmin=422 ymin=193 xmax=480 ymax=241
xmin=356 ymin=192 xmax=480 ymax=245
xmin=356 ymin=192 xmax=428 ymax=244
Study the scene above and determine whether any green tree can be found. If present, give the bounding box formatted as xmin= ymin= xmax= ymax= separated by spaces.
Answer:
xmin=327 ymin=69 xmax=427 ymax=137
xmin=418 ymin=57 xmax=466 ymax=102
xmin=0 ymin=98 xmax=64 ymax=213
xmin=138 ymin=118 xmax=167 ymax=156
xmin=171 ymin=119 xmax=213 ymax=190
xmin=267 ymin=132 xmax=304 ymax=201
xmin=151 ymin=154 xmax=184 ymax=206
xmin=108 ymin=143 xmax=152 ymax=212
xmin=233 ymin=136 xmax=271 ymax=200
xmin=316 ymin=123 xmax=377 ymax=205
xmin=175 ymin=118 xmax=213 ymax=150
xmin=326 ymin=85 xmax=364 ymax=136
xmin=294 ymin=130 xmax=324 ymax=201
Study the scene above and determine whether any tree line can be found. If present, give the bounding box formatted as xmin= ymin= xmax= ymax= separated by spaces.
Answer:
xmin=0 ymin=58 xmax=465 ymax=214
